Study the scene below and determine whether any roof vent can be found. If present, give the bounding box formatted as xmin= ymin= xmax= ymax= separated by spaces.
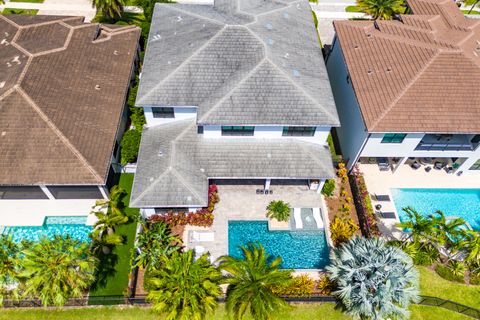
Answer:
xmin=265 ymin=22 xmax=273 ymax=30
xmin=354 ymin=45 xmax=359 ymax=49
xmin=367 ymin=69 xmax=373 ymax=75
xmin=113 ymin=50 xmax=119 ymax=55
xmin=386 ymin=67 xmax=392 ymax=72
xmin=1 ymin=132 xmax=6 ymax=137
xmin=392 ymin=14 xmax=403 ymax=23
xmin=176 ymin=16 xmax=183 ymax=22
xmin=0 ymin=81 xmax=5 ymax=89
xmin=200 ymin=168 xmax=205 ymax=172
xmin=95 ymin=84 xmax=101 ymax=90
xmin=267 ymin=153 xmax=272 ymax=159
xmin=374 ymin=21 xmax=380 ymax=31
xmin=158 ymin=149 xmax=164 ymax=157
xmin=367 ymin=33 xmax=372 ymax=38
xmin=93 ymin=25 xmax=102 ymax=41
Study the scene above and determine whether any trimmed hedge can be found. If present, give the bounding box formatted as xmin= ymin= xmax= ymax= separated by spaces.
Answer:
xmin=120 ymin=130 xmax=141 ymax=165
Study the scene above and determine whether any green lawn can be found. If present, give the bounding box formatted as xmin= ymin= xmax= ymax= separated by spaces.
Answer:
xmin=1 ymin=8 xmax=38 ymax=14
xmin=89 ymin=174 xmax=139 ymax=299
xmin=418 ymin=266 xmax=480 ymax=309
xmin=462 ymin=9 xmax=480 ymax=14
xmin=345 ymin=5 xmax=360 ymax=13
xmin=9 ymin=0 xmax=44 ymax=3
xmin=0 ymin=303 xmax=473 ymax=320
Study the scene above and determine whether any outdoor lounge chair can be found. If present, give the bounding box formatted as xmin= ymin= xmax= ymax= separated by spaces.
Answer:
xmin=293 ymin=208 xmax=303 ymax=229
xmin=312 ymin=208 xmax=324 ymax=229
xmin=434 ymin=162 xmax=445 ymax=170
xmin=410 ymin=161 xmax=421 ymax=170
xmin=380 ymin=212 xmax=396 ymax=219
xmin=377 ymin=157 xmax=390 ymax=171
xmin=372 ymin=194 xmax=390 ymax=202
xmin=190 ymin=231 xmax=215 ymax=242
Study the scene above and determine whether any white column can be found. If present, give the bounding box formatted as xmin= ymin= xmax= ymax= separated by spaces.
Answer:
xmin=98 ymin=186 xmax=109 ymax=199
xmin=393 ymin=157 xmax=408 ymax=173
xmin=316 ymin=180 xmax=325 ymax=194
xmin=265 ymin=179 xmax=271 ymax=190
xmin=40 ymin=185 xmax=55 ymax=200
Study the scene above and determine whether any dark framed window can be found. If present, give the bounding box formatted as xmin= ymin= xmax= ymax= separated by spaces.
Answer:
xmin=197 ymin=126 xmax=204 ymax=134
xmin=47 ymin=186 xmax=103 ymax=199
xmin=471 ymin=135 xmax=480 ymax=144
xmin=152 ymin=107 xmax=174 ymax=118
xmin=282 ymin=127 xmax=316 ymax=137
xmin=0 ymin=186 xmax=48 ymax=199
xmin=221 ymin=126 xmax=254 ymax=136
xmin=381 ymin=133 xmax=407 ymax=143
xmin=469 ymin=159 xmax=480 ymax=170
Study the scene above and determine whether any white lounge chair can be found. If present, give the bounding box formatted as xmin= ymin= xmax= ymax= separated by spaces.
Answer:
xmin=190 ymin=231 xmax=215 ymax=242
xmin=294 ymin=208 xmax=303 ymax=229
xmin=312 ymin=207 xmax=324 ymax=229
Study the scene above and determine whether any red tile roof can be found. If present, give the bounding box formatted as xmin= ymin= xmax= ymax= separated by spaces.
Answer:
xmin=333 ymin=0 xmax=480 ymax=133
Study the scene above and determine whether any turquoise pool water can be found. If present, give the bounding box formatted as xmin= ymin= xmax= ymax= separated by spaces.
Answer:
xmin=391 ymin=188 xmax=480 ymax=231
xmin=228 ymin=221 xmax=330 ymax=269
xmin=2 ymin=216 xmax=93 ymax=243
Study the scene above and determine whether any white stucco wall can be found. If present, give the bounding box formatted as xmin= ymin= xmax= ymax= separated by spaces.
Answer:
xmin=202 ymin=125 xmax=330 ymax=145
xmin=144 ymin=106 xmax=197 ymax=126
xmin=326 ymin=37 xmax=369 ymax=169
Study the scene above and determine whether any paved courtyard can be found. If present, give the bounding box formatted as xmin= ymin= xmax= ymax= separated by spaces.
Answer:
xmin=183 ymin=180 xmax=331 ymax=264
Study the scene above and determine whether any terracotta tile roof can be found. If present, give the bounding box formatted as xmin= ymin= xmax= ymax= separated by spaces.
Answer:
xmin=0 ymin=15 xmax=140 ymax=185
xmin=333 ymin=0 xmax=480 ymax=133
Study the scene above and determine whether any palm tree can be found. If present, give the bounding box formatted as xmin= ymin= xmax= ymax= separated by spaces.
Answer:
xmin=147 ymin=250 xmax=222 ymax=320
xmin=468 ymin=0 xmax=480 ymax=14
xmin=461 ymin=230 xmax=480 ymax=265
xmin=0 ymin=236 xmax=23 ymax=305
xmin=90 ymin=185 xmax=129 ymax=254
xmin=398 ymin=207 xmax=436 ymax=243
xmin=21 ymin=236 xmax=97 ymax=307
xmin=92 ymin=0 xmax=125 ymax=19
xmin=327 ymin=237 xmax=419 ymax=320
xmin=218 ymin=243 xmax=292 ymax=320
xmin=357 ymin=0 xmax=404 ymax=20
xmin=429 ymin=211 xmax=466 ymax=249
xmin=134 ymin=221 xmax=181 ymax=270
xmin=265 ymin=200 xmax=291 ymax=222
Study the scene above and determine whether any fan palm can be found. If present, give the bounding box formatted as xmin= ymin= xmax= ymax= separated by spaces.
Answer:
xmin=327 ymin=237 xmax=419 ymax=320
xmin=21 ymin=236 xmax=97 ymax=307
xmin=218 ymin=243 xmax=292 ymax=320
xmin=357 ymin=0 xmax=404 ymax=20
xmin=90 ymin=185 xmax=129 ymax=254
xmin=134 ymin=221 xmax=181 ymax=270
xmin=92 ymin=0 xmax=125 ymax=19
xmin=147 ymin=250 xmax=222 ymax=320
xmin=265 ymin=200 xmax=291 ymax=222
xmin=0 ymin=235 xmax=23 ymax=305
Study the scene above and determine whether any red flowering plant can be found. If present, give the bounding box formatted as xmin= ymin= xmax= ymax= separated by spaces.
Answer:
xmin=148 ymin=184 xmax=219 ymax=228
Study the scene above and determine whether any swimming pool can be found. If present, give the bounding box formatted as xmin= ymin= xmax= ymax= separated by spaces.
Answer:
xmin=228 ymin=221 xmax=330 ymax=269
xmin=391 ymin=188 xmax=480 ymax=231
xmin=2 ymin=216 xmax=93 ymax=243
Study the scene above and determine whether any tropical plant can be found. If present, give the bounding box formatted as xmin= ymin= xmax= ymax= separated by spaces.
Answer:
xmin=120 ymin=129 xmax=142 ymax=165
xmin=316 ymin=274 xmax=336 ymax=296
xmin=429 ymin=211 xmax=466 ymax=249
xmin=133 ymin=0 xmax=173 ymax=22
xmin=357 ymin=0 xmax=404 ymax=20
xmin=265 ymin=200 xmax=291 ymax=222
xmin=134 ymin=221 xmax=181 ymax=270
xmin=147 ymin=250 xmax=222 ymax=320
xmin=329 ymin=215 xmax=359 ymax=247
xmin=90 ymin=185 xmax=129 ymax=254
xmin=321 ymin=179 xmax=336 ymax=197
xmin=92 ymin=0 xmax=125 ymax=19
xmin=327 ymin=237 xmax=419 ymax=320
xmin=462 ymin=230 xmax=480 ymax=265
xmin=398 ymin=207 xmax=436 ymax=243
xmin=219 ymin=243 xmax=292 ymax=320
xmin=271 ymin=274 xmax=315 ymax=297
xmin=447 ymin=260 xmax=466 ymax=278
xmin=0 ymin=236 xmax=23 ymax=305
xmin=21 ymin=236 xmax=97 ymax=307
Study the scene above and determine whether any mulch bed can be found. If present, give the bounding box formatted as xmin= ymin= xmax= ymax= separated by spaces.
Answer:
xmin=324 ymin=176 xmax=360 ymax=226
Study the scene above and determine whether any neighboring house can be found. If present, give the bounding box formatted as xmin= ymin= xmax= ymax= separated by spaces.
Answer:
xmin=130 ymin=0 xmax=340 ymax=214
xmin=326 ymin=0 xmax=480 ymax=175
xmin=0 ymin=15 xmax=140 ymax=225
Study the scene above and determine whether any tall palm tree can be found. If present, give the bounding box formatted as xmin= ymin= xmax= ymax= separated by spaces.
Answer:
xmin=357 ymin=0 xmax=404 ymax=20
xmin=147 ymin=250 xmax=222 ymax=320
xmin=90 ymin=185 xmax=129 ymax=254
xmin=398 ymin=207 xmax=436 ymax=244
xmin=429 ymin=211 xmax=466 ymax=249
xmin=327 ymin=237 xmax=419 ymax=320
xmin=92 ymin=0 xmax=125 ymax=19
xmin=134 ymin=221 xmax=181 ymax=270
xmin=0 ymin=236 xmax=23 ymax=305
xmin=218 ymin=243 xmax=292 ymax=320
xmin=21 ymin=236 xmax=97 ymax=307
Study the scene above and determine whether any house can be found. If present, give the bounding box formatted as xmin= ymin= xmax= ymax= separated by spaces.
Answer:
xmin=326 ymin=0 xmax=480 ymax=175
xmin=0 ymin=15 xmax=140 ymax=226
xmin=130 ymin=0 xmax=340 ymax=214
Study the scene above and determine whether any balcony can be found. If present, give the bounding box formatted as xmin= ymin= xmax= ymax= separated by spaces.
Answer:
xmin=415 ymin=134 xmax=480 ymax=152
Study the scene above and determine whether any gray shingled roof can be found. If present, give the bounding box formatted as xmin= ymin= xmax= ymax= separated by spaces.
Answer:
xmin=130 ymin=120 xmax=335 ymax=208
xmin=135 ymin=0 xmax=339 ymax=126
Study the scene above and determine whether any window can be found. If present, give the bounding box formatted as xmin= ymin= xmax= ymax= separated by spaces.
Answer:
xmin=0 ymin=186 xmax=48 ymax=199
xmin=197 ymin=126 xmax=204 ymax=134
xmin=152 ymin=107 xmax=174 ymax=118
xmin=381 ymin=133 xmax=406 ymax=143
xmin=282 ymin=127 xmax=316 ymax=137
xmin=113 ymin=141 xmax=119 ymax=158
xmin=221 ymin=126 xmax=254 ymax=136
xmin=47 ymin=186 xmax=103 ymax=199
xmin=469 ymin=159 xmax=480 ymax=170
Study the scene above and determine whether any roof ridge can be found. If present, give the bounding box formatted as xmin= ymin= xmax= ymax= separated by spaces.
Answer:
xmin=136 ymin=24 xmax=227 ymax=105
xmin=29 ymin=25 xmax=74 ymax=57
xmin=297 ymin=141 xmax=331 ymax=173
xmin=170 ymin=166 xmax=206 ymax=205
xmin=130 ymin=168 xmax=172 ymax=207
xmin=16 ymin=87 xmax=103 ymax=182
xmin=369 ymin=50 xmax=440 ymax=131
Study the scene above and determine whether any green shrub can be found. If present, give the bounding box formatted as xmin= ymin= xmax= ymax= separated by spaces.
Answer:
xmin=120 ymin=130 xmax=141 ymax=165
xmin=317 ymin=274 xmax=336 ymax=295
xmin=330 ymin=216 xmax=359 ymax=247
xmin=265 ymin=200 xmax=291 ymax=222
xmin=435 ymin=264 xmax=465 ymax=283
xmin=130 ymin=107 xmax=146 ymax=131
xmin=321 ymin=179 xmax=336 ymax=197
xmin=470 ymin=275 xmax=480 ymax=285
xmin=271 ymin=274 xmax=315 ymax=297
